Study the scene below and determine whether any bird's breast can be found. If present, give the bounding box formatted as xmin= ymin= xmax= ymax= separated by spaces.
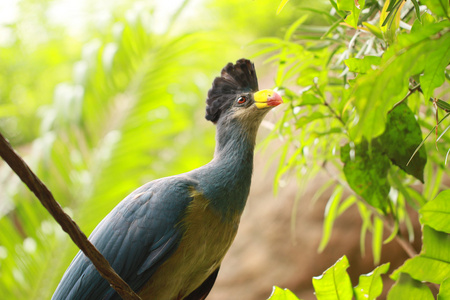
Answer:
xmin=138 ymin=191 xmax=240 ymax=299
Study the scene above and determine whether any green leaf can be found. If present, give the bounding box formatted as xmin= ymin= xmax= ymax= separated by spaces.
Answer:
xmin=337 ymin=0 xmax=366 ymax=28
xmin=380 ymin=0 xmax=405 ymax=43
xmin=387 ymin=273 xmax=434 ymax=300
xmin=319 ymin=186 xmax=344 ymax=252
xmin=407 ymin=112 xmax=450 ymax=167
xmin=354 ymin=263 xmax=390 ymax=300
xmin=411 ymin=13 xmax=436 ymax=34
xmin=296 ymin=111 xmax=329 ymax=128
xmin=277 ymin=0 xmax=290 ymax=15
xmin=421 ymin=32 xmax=450 ymax=101
xmin=312 ymin=255 xmax=353 ymax=300
xmin=285 ymin=15 xmax=309 ymax=41
xmin=422 ymin=224 xmax=450 ymax=264
xmin=393 ymin=256 xmax=450 ymax=284
xmin=337 ymin=195 xmax=357 ymax=216
xmin=434 ymin=99 xmax=450 ymax=112
xmin=340 ymin=141 xmax=391 ymax=212
xmin=420 ymin=190 xmax=450 ymax=233
xmin=411 ymin=0 xmax=421 ymax=22
xmin=299 ymin=92 xmax=322 ymax=106
xmin=372 ymin=216 xmax=384 ymax=264
xmin=363 ymin=22 xmax=383 ymax=39
xmin=421 ymin=0 xmax=450 ymax=17
xmin=378 ymin=102 xmax=427 ymax=182
xmin=438 ymin=277 xmax=450 ymax=300
xmin=268 ymin=286 xmax=301 ymax=300
xmin=344 ymin=56 xmax=381 ymax=74
xmin=357 ymin=202 xmax=371 ymax=255
xmin=392 ymin=226 xmax=450 ymax=284
xmin=349 ymin=21 xmax=450 ymax=142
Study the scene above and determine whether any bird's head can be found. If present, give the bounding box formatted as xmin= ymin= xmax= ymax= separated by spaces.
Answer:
xmin=205 ymin=59 xmax=283 ymax=126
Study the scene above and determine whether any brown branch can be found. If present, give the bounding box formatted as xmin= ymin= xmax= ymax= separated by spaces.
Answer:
xmin=0 ymin=132 xmax=141 ymax=300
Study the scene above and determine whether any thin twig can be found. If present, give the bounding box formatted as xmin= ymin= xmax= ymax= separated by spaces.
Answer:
xmin=0 ymin=132 xmax=141 ymax=300
xmin=313 ymin=82 xmax=346 ymax=126
xmin=390 ymin=84 xmax=421 ymax=112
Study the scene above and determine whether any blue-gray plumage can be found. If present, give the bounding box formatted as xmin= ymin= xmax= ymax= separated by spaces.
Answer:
xmin=52 ymin=59 xmax=283 ymax=300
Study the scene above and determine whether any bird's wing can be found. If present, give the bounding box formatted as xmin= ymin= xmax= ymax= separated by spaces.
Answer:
xmin=52 ymin=177 xmax=195 ymax=300
xmin=184 ymin=267 xmax=220 ymax=300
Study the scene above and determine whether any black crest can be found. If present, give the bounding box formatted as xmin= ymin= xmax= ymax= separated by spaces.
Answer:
xmin=205 ymin=59 xmax=259 ymax=123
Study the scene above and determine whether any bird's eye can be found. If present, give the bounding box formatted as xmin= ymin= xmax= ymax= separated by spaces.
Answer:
xmin=237 ymin=96 xmax=247 ymax=104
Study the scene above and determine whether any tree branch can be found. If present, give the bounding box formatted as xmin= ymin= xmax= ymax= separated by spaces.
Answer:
xmin=0 ymin=132 xmax=141 ymax=300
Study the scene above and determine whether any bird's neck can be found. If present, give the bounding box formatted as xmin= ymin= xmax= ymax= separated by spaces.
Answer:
xmin=199 ymin=119 xmax=259 ymax=218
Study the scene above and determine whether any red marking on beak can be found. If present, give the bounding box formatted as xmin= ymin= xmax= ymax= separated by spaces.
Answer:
xmin=267 ymin=91 xmax=283 ymax=107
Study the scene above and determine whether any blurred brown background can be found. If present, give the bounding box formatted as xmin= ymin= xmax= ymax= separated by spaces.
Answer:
xmin=209 ymin=143 xmax=421 ymax=300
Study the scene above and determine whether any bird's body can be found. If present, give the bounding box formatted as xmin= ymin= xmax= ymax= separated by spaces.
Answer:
xmin=52 ymin=59 xmax=282 ymax=300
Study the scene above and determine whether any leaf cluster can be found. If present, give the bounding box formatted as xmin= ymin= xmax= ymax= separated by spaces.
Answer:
xmin=268 ymin=190 xmax=450 ymax=300
xmin=264 ymin=0 xmax=450 ymax=298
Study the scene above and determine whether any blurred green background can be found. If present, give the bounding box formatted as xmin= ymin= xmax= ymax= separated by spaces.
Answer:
xmin=0 ymin=0 xmax=307 ymax=298
xmin=3 ymin=0 xmax=450 ymax=299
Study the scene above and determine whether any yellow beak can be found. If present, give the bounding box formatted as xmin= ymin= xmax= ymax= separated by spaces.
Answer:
xmin=254 ymin=89 xmax=283 ymax=109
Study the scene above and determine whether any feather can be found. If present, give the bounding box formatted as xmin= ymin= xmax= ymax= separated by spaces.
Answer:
xmin=205 ymin=59 xmax=259 ymax=123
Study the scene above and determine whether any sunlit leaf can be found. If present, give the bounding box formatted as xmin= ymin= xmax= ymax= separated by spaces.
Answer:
xmin=372 ymin=216 xmax=384 ymax=264
xmin=349 ymin=21 xmax=450 ymax=142
xmin=391 ymin=226 xmax=450 ymax=284
xmin=285 ymin=15 xmax=309 ymax=41
xmin=357 ymin=201 xmax=371 ymax=255
xmin=319 ymin=186 xmax=344 ymax=252
xmin=420 ymin=190 xmax=450 ymax=233
xmin=354 ymin=263 xmax=390 ymax=300
xmin=387 ymin=273 xmax=434 ymax=300
xmin=362 ymin=22 xmax=383 ymax=39
xmin=438 ymin=277 xmax=450 ymax=300
xmin=277 ymin=0 xmax=290 ymax=15
xmin=421 ymin=0 xmax=450 ymax=17
xmin=312 ymin=255 xmax=353 ymax=300
xmin=299 ymin=92 xmax=322 ymax=106
xmin=337 ymin=195 xmax=356 ymax=216
xmin=345 ymin=56 xmax=381 ymax=74
xmin=268 ymin=286 xmax=301 ymax=300
xmin=380 ymin=0 xmax=405 ymax=43
xmin=296 ymin=111 xmax=329 ymax=128
xmin=337 ymin=0 xmax=366 ymax=28
xmin=411 ymin=13 xmax=436 ymax=34
xmin=420 ymin=32 xmax=450 ymax=101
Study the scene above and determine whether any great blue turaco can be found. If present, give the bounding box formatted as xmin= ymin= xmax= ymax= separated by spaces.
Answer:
xmin=52 ymin=58 xmax=283 ymax=300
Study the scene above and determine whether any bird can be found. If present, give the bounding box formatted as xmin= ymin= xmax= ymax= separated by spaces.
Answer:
xmin=52 ymin=58 xmax=283 ymax=300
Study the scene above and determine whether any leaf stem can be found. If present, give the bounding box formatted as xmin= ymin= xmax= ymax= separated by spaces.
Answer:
xmin=390 ymin=83 xmax=421 ymax=112
xmin=313 ymin=82 xmax=346 ymax=126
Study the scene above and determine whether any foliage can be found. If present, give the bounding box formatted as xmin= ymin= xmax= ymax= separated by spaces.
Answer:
xmin=268 ymin=286 xmax=302 ymax=300
xmin=263 ymin=0 xmax=450 ymax=298
xmin=0 ymin=0 xmax=298 ymax=298
xmin=268 ymin=189 xmax=448 ymax=299
xmin=1 ymin=0 xmax=450 ymax=299
xmin=269 ymin=257 xmax=389 ymax=300
xmin=0 ymin=5 xmax=218 ymax=297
